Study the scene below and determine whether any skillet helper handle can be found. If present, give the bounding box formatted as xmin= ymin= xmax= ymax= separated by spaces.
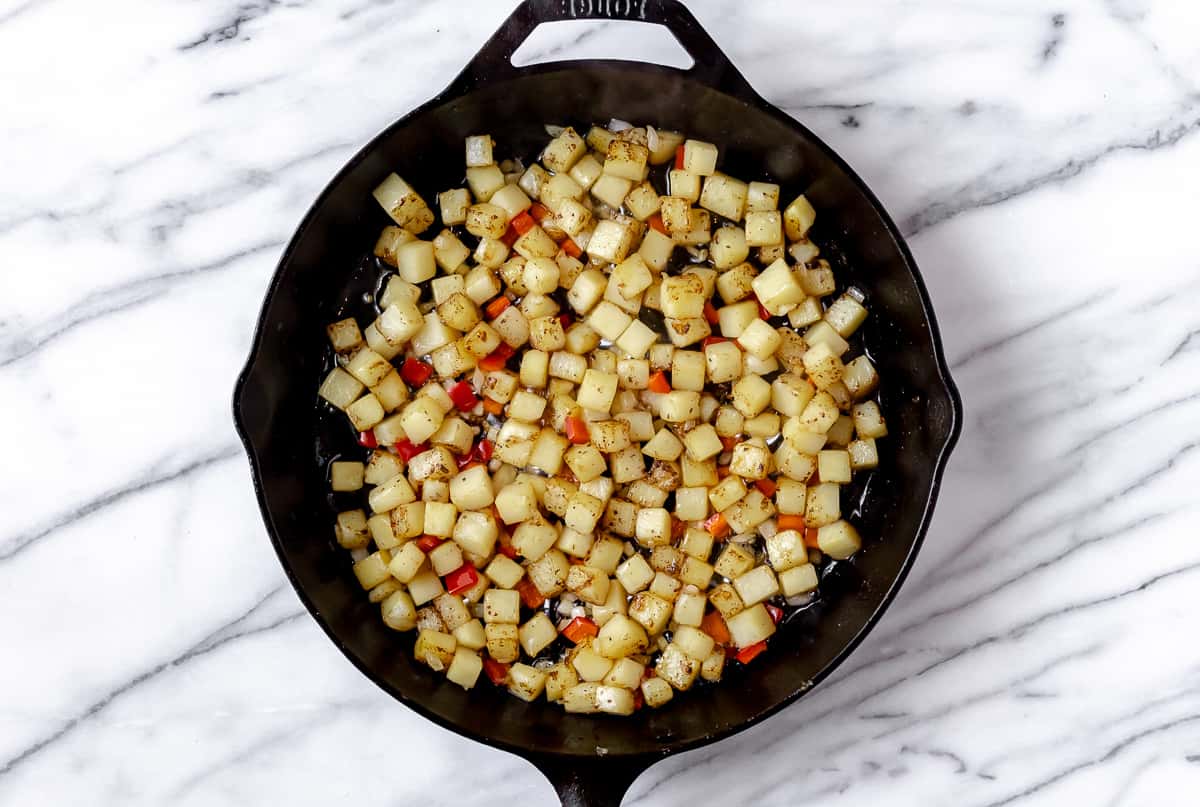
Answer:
xmin=447 ymin=0 xmax=760 ymax=100
xmin=530 ymin=753 xmax=649 ymax=807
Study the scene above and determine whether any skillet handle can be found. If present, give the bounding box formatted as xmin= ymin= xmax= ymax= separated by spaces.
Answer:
xmin=448 ymin=0 xmax=760 ymax=100
xmin=529 ymin=753 xmax=651 ymax=807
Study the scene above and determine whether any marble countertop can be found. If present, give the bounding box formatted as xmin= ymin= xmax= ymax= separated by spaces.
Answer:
xmin=3 ymin=0 xmax=1199 ymax=804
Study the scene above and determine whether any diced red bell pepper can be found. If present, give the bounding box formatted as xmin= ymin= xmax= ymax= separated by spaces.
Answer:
xmin=719 ymin=435 xmax=739 ymax=452
xmin=516 ymin=578 xmax=545 ymax=609
xmin=444 ymin=563 xmax=480 ymax=595
xmin=647 ymin=214 xmax=668 ymax=235
xmin=394 ymin=438 xmax=428 ymax=462
xmin=498 ymin=530 xmax=518 ymax=559
xmin=700 ymin=610 xmax=732 ymax=645
xmin=416 ymin=535 xmax=445 ymax=553
xmin=529 ymin=202 xmax=552 ymax=223
xmin=735 ymin=641 xmax=768 ymax=664
xmin=485 ymin=296 xmax=512 ymax=320
xmin=478 ymin=343 xmax=515 ymax=371
xmin=704 ymin=512 xmax=730 ymax=539
xmin=755 ymin=478 xmax=777 ymax=497
xmin=510 ymin=211 xmax=536 ymax=236
xmin=483 ymin=658 xmax=510 ymax=686
xmin=357 ymin=430 xmax=377 ymax=448
xmin=671 ymin=517 xmax=687 ymax=541
xmin=758 ymin=299 xmax=772 ymax=320
xmin=632 ymin=687 xmax=645 ymax=710
xmin=561 ymin=238 xmax=582 ymax=259
xmin=703 ymin=301 xmax=720 ymax=325
xmin=400 ymin=357 xmax=433 ymax=387
xmin=565 ymin=415 xmax=589 ymax=445
xmin=647 ymin=370 xmax=671 ymax=394
xmin=562 ymin=616 xmax=599 ymax=644
xmin=501 ymin=225 xmax=521 ymax=247
xmin=777 ymin=514 xmax=806 ymax=532
xmin=766 ymin=603 xmax=784 ymax=625
xmin=473 ymin=439 xmax=494 ymax=463
xmin=482 ymin=397 xmax=505 ymax=416
xmin=558 ymin=313 xmax=573 ymax=329
xmin=674 ymin=144 xmax=685 ymax=170
xmin=804 ymin=527 xmax=821 ymax=549
xmin=448 ymin=381 xmax=479 ymax=411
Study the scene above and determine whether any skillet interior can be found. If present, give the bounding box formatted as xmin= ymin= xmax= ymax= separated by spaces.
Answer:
xmin=234 ymin=61 xmax=960 ymax=761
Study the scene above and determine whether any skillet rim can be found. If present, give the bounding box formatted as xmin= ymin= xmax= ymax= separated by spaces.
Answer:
xmin=232 ymin=57 xmax=963 ymax=763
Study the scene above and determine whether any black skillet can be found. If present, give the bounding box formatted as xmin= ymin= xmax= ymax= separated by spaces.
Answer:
xmin=232 ymin=1 xmax=963 ymax=804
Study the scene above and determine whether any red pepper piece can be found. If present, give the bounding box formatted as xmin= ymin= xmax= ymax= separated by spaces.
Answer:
xmin=565 ymin=415 xmax=589 ymax=445
xmin=474 ymin=439 xmax=494 ymax=463
xmin=498 ymin=530 xmax=518 ymax=559
xmin=483 ymin=658 xmax=509 ymax=686
xmin=674 ymin=144 xmax=685 ymax=170
xmin=501 ymin=224 xmax=520 ymax=247
xmin=766 ymin=603 xmax=784 ymax=625
xmin=416 ymin=535 xmax=445 ymax=553
xmin=400 ymin=357 xmax=433 ymax=387
xmin=671 ymin=517 xmax=687 ymax=541
xmin=700 ymin=610 xmax=732 ymax=645
xmin=647 ymin=214 xmax=668 ymax=235
xmin=357 ymin=430 xmax=377 ymax=448
xmin=755 ymin=478 xmax=777 ymax=497
xmin=448 ymin=381 xmax=479 ymax=411
xmin=529 ymin=202 xmax=552 ymax=223
xmin=632 ymin=687 xmax=645 ymax=710
xmin=485 ymin=296 xmax=512 ymax=320
xmin=561 ymin=238 xmax=582 ymax=259
xmin=516 ymin=578 xmax=545 ymax=609
xmin=647 ymin=370 xmax=671 ymax=394
xmin=704 ymin=512 xmax=730 ymax=539
xmin=482 ymin=397 xmax=504 ymax=416
xmin=444 ymin=563 xmax=479 ymax=595
xmin=510 ymin=211 xmax=536 ymax=235
xmin=719 ymin=435 xmax=739 ymax=452
xmin=394 ymin=438 xmax=428 ymax=462
xmin=758 ymin=300 xmax=772 ymax=320
xmin=558 ymin=312 xmax=573 ymax=329
xmin=561 ymin=616 xmax=599 ymax=644
xmin=735 ymin=640 xmax=768 ymax=664
xmin=703 ymin=300 xmax=720 ymax=325
xmin=804 ymin=526 xmax=821 ymax=549
xmin=478 ymin=343 xmax=515 ymax=371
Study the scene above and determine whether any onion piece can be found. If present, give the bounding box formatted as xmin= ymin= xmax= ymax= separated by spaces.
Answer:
xmin=608 ymin=118 xmax=633 ymax=132
xmin=544 ymin=124 xmax=566 ymax=137
xmin=646 ymin=125 xmax=660 ymax=151
xmin=847 ymin=286 xmax=867 ymax=303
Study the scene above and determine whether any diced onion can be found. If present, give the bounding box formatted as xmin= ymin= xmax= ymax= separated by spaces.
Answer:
xmin=646 ymin=125 xmax=660 ymax=151
xmin=544 ymin=124 xmax=566 ymax=137
xmin=608 ymin=118 xmax=633 ymax=132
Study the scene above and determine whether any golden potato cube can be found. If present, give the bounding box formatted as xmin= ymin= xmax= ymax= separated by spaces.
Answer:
xmin=507 ymin=663 xmax=548 ymax=702
xmin=733 ymin=565 xmax=780 ymax=606
xmin=716 ymin=300 xmax=760 ymax=339
xmin=330 ymin=461 xmax=364 ymax=492
xmin=518 ymin=612 xmax=559 ymax=658
xmin=604 ymin=139 xmax=649 ymax=181
xmin=744 ymin=210 xmax=783 ymax=247
xmin=564 ymin=490 xmax=605 ymax=534
xmin=853 ymin=401 xmax=889 ymax=439
xmin=736 ymin=319 xmax=782 ymax=361
xmin=731 ymin=374 xmax=772 ymax=418
xmin=669 ymin=349 xmax=705 ymax=392
xmin=803 ymin=342 xmax=845 ymax=390
xmin=542 ymin=126 xmax=586 ymax=172
xmin=590 ymin=173 xmax=634 ymax=208
xmin=799 ymin=390 xmax=840 ymax=434
xmin=683 ymin=423 xmax=723 ymax=461
xmin=562 ymin=682 xmax=601 ymax=713
xmin=783 ymin=194 xmax=816 ymax=240
xmin=681 ymin=139 xmax=718 ymax=175
xmin=629 ymin=591 xmax=673 ymax=635
xmin=373 ymin=173 xmax=434 ymax=233
xmin=779 ymin=563 xmax=820 ymax=597
xmin=708 ymin=475 xmax=748 ymax=513
xmin=615 ymin=553 xmax=655 ymax=594
xmin=380 ymin=589 xmax=417 ymax=631
xmin=514 ymin=224 xmax=559 ymax=259
xmin=414 ymin=629 xmax=456 ymax=671
xmin=805 ymin=482 xmax=842 ymax=528
xmin=641 ymin=676 xmax=674 ymax=708
xmin=674 ymin=486 xmax=709 ymax=522
xmin=714 ymin=543 xmax=756 ymax=579
xmin=638 ymin=228 xmax=675 ymax=272
xmin=729 ymin=440 xmax=771 ymax=480
xmin=660 ymin=274 xmax=706 ymax=318
xmin=567 ymin=565 xmax=611 ymax=605
xmin=594 ymin=613 xmax=649 ymax=659
xmin=546 ymin=662 xmax=580 ymax=703
xmin=711 ymin=226 xmax=749 ymax=270
xmin=485 ymin=623 xmax=520 ymax=663
xmin=725 ymin=603 xmax=777 ymax=648
xmin=848 ymin=438 xmax=879 ymax=470
xmin=699 ymin=174 xmax=748 ymax=221
xmin=656 ymin=643 xmax=700 ymax=690
xmin=746 ymin=181 xmax=780 ymax=212
xmin=679 ymin=554 xmax=713 ymax=588
xmin=818 ymin=450 xmax=852 ymax=484
xmin=635 ymin=507 xmax=672 ymax=547
xmin=642 ymin=427 xmax=683 ymax=461
xmin=818 ymin=519 xmax=862 ymax=560
xmin=448 ymin=464 xmax=494 ymax=511
xmin=659 ymin=390 xmax=701 ymax=422
xmin=569 ymin=152 xmax=603 ymax=190
xmin=709 ymin=582 xmax=744 ymax=619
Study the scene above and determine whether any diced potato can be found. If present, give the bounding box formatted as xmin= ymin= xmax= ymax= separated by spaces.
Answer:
xmin=448 ymin=464 xmax=494 ymax=511
xmin=604 ymin=139 xmax=649 ymax=181
xmin=818 ymin=520 xmax=862 ymax=560
xmin=573 ymin=646 xmax=614 ymax=682
xmin=330 ymin=460 xmax=365 ymax=492
xmin=615 ymin=553 xmax=655 ymax=594
xmin=486 ymin=623 xmax=520 ymax=663
xmin=562 ymin=682 xmax=601 ymax=713
xmin=699 ymin=174 xmax=748 ymax=221
xmin=783 ymin=194 xmax=817 ymax=241
xmin=799 ymin=390 xmax=840 ymax=434
xmin=709 ymin=582 xmax=744 ymax=619
xmin=853 ymin=401 xmax=889 ymax=439
xmin=716 ymin=300 xmax=759 ymax=339
xmin=565 ymin=443 xmax=607 ymax=483
xmin=638 ymin=228 xmax=675 ymax=272
xmin=683 ymin=423 xmax=723 ymax=461
xmin=744 ymin=211 xmax=782 ymax=247
xmin=714 ymin=543 xmax=756 ymax=579
xmin=335 ymin=509 xmax=370 ymax=550
xmin=708 ymin=475 xmax=747 ymax=513
xmin=746 ymin=181 xmax=779 ymax=212
xmin=546 ymin=662 xmax=580 ymax=703
xmin=368 ymin=473 xmax=417 ymax=514
xmin=603 ymin=657 xmax=645 ymax=690
xmin=642 ymin=427 xmax=683 ymax=461
xmin=681 ymin=139 xmax=718 ymax=175
xmin=729 ymin=440 xmax=771 ymax=480
xmin=737 ymin=318 xmax=782 ymax=360
xmin=663 ymin=316 xmax=711 ymax=348
xmin=629 ymin=591 xmax=673 ymax=635
xmin=779 ymin=563 xmax=819 ymax=597
xmin=848 ymin=438 xmax=879 ymax=471
xmin=542 ymin=127 xmax=587 ymax=172
xmin=660 ymin=274 xmax=705 ymax=319
xmin=731 ymin=374 xmax=772 ymax=418
xmin=634 ymin=507 xmax=671 ymax=547
xmin=725 ymin=603 xmax=776 ymax=648
xmin=380 ymin=588 xmax=417 ymax=631
xmin=659 ymin=390 xmax=701 ymax=422
xmin=656 ymin=643 xmax=700 ymax=690
xmin=407 ymin=567 xmax=444 ymax=605
xmin=591 ymin=173 xmax=634 ymax=209
xmin=733 ymin=565 xmax=780 ymax=606
xmin=518 ymin=163 xmax=550 ymax=199
xmin=817 ymin=449 xmax=852 ymax=484
xmin=373 ymin=173 xmax=434 ymax=233
xmin=804 ymin=482 xmax=841 ymax=528
xmin=516 ymin=613 xmax=558 ymax=658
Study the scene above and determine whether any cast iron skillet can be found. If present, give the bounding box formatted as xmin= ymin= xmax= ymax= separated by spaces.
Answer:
xmin=233 ymin=1 xmax=962 ymax=804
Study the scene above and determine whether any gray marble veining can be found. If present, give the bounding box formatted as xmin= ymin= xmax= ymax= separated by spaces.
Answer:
xmin=1 ymin=0 xmax=1198 ymax=804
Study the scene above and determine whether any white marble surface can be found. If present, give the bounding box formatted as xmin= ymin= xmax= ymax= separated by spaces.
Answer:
xmin=2 ymin=0 xmax=1199 ymax=804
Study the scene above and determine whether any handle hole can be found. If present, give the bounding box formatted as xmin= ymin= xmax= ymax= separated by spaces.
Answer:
xmin=510 ymin=19 xmax=694 ymax=69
